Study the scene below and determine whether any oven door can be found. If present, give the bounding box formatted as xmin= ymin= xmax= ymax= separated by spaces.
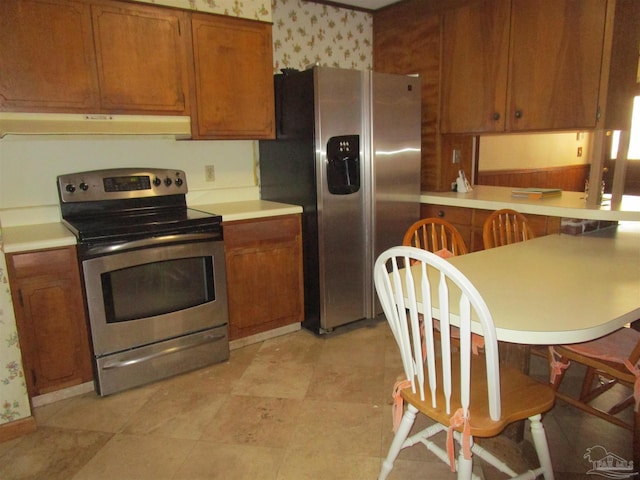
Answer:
xmin=82 ymin=237 xmax=228 ymax=357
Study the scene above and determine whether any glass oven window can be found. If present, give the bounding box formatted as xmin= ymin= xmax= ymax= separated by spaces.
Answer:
xmin=101 ymin=256 xmax=215 ymax=323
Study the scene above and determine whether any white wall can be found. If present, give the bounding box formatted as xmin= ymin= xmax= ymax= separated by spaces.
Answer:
xmin=0 ymin=135 xmax=259 ymax=225
xmin=478 ymin=132 xmax=592 ymax=171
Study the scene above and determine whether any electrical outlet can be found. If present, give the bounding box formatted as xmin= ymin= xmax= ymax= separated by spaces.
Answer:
xmin=205 ymin=165 xmax=215 ymax=182
xmin=452 ymin=149 xmax=461 ymax=164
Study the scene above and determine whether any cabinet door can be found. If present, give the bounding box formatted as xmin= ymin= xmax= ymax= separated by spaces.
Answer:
xmin=507 ymin=0 xmax=606 ymax=131
xmin=7 ymin=247 xmax=93 ymax=397
xmin=224 ymin=216 xmax=303 ymax=340
xmin=0 ymin=0 xmax=99 ymax=112
xmin=91 ymin=0 xmax=190 ymax=114
xmin=440 ymin=0 xmax=511 ymax=134
xmin=191 ymin=14 xmax=275 ymax=139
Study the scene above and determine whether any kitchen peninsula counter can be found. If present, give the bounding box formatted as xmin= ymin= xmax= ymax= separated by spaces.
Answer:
xmin=421 ymin=185 xmax=640 ymax=222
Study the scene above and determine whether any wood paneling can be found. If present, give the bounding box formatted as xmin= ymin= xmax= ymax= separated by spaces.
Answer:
xmin=373 ymin=0 xmax=441 ymax=191
xmin=477 ymin=164 xmax=589 ymax=192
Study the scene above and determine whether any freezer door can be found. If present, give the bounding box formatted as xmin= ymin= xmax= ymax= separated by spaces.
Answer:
xmin=369 ymin=72 xmax=421 ymax=315
xmin=315 ymin=67 xmax=367 ymax=331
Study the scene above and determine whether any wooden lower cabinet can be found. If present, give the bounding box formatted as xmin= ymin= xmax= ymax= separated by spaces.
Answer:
xmin=6 ymin=246 xmax=93 ymax=398
xmin=223 ymin=215 xmax=304 ymax=340
xmin=421 ymin=204 xmax=560 ymax=252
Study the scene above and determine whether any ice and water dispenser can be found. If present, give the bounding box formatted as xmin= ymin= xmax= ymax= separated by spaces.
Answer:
xmin=326 ymin=135 xmax=360 ymax=194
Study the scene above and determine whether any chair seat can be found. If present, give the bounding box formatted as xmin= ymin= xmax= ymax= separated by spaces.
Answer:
xmin=562 ymin=327 xmax=640 ymax=366
xmin=552 ymin=327 xmax=640 ymax=384
xmin=402 ymin=353 xmax=556 ymax=438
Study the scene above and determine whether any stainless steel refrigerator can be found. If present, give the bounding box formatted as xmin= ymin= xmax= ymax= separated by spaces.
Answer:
xmin=259 ymin=66 xmax=421 ymax=333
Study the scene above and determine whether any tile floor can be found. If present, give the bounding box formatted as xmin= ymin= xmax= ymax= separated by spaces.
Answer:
xmin=0 ymin=317 xmax=632 ymax=480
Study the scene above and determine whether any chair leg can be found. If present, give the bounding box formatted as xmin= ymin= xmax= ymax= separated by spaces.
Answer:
xmin=456 ymin=438 xmax=473 ymax=480
xmin=529 ymin=414 xmax=554 ymax=480
xmin=378 ymin=404 xmax=417 ymax=480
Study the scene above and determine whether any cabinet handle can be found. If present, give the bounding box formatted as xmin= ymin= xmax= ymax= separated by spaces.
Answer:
xmin=514 ymin=110 xmax=523 ymax=119
xmin=437 ymin=210 xmax=445 ymax=218
xmin=492 ymin=112 xmax=500 ymax=121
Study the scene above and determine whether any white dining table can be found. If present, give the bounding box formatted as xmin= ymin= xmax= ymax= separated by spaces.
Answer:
xmin=407 ymin=221 xmax=640 ymax=469
xmin=443 ymin=222 xmax=640 ymax=345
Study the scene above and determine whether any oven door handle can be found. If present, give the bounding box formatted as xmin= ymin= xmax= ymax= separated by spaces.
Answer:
xmin=87 ymin=232 xmax=221 ymax=256
xmin=101 ymin=332 xmax=227 ymax=370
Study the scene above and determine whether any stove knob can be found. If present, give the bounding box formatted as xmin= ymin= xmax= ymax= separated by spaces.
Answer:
xmin=175 ymin=177 xmax=183 ymax=187
xmin=79 ymin=182 xmax=89 ymax=191
xmin=65 ymin=184 xmax=76 ymax=193
xmin=153 ymin=177 xmax=162 ymax=187
xmin=164 ymin=177 xmax=172 ymax=187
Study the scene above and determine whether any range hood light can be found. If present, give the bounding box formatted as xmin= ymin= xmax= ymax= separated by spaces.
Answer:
xmin=0 ymin=112 xmax=192 ymax=138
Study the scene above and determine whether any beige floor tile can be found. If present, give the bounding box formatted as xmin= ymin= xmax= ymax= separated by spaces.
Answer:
xmin=276 ymin=450 xmax=380 ymax=480
xmin=289 ymin=399 xmax=383 ymax=457
xmin=39 ymin=384 xmax=158 ymax=433
xmin=254 ymin=330 xmax=324 ymax=365
xmin=1 ymin=317 xmax=632 ymax=480
xmin=0 ymin=426 xmax=111 ymax=480
xmin=231 ymin=358 xmax=313 ymax=399
xmin=305 ymin=362 xmax=386 ymax=405
xmin=174 ymin=442 xmax=284 ymax=480
xmin=385 ymin=458 xmax=454 ymax=480
xmin=200 ymin=395 xmax=303 ymax=448
xmin=71 ymin=433 xmax=195 ymax=480
xmin=317 ymin=322 xmax=387 ymax=369
xmin=121 ymin=391 xmax=228 ymax=440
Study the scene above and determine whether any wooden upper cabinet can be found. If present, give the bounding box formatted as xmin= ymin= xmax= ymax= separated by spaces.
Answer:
xmin=441 ymin=0 xmax=609 ymax=133
xmin=91 ymin=0 xmax=190 ymax=114
xmin=440 ymin=0 xmax=510 ymax=134
xmin=190 ymin=14 xmax=275 ymax=139
xmin=507 ymin=0 xmax=606 ymax=131
xmin=0 ymin=0 xmax=99 ymax=112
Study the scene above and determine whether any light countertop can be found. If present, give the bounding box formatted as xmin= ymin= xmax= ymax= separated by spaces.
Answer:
xmin=1 ymin=200 xmax=302 ymax=253
xmin=421 ymin=185 xmax=640 ymax=222
xmin=1 ymin=223 xmax=77 ymax=254
xmin=192 ymin=200 xmax=302 ymax=222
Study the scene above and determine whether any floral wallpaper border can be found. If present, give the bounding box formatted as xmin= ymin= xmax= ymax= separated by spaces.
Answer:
xmin=136 ymin=0 xmax=272 ymax=21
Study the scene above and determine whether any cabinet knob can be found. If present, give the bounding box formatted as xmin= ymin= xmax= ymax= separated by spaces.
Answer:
xmin=437 ymin=210 xmax=445 ymax=218
xmin=493 ymin=112 xmax=501 ymax=121
xmin=514 ymin=110 xmax=523 ymax=119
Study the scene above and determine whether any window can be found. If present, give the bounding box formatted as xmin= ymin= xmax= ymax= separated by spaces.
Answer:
xmin=611 ymin=95 xmax=640 ymax=160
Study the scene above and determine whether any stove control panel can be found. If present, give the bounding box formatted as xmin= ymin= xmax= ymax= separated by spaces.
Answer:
xmin=58 ymin=168 xmax=188 ymax=203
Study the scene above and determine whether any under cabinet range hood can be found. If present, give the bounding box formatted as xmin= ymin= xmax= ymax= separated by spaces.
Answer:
xmin=0 ymin=112 xmax=192 ymax=138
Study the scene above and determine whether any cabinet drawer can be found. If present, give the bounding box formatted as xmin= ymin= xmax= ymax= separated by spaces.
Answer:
xmin=8 ymin=247 xmax=76 ymax=279
xmin=421 ymin=204 xmax=472 ymax=225
xmin=224 ymin=215 xmax=300 ymax=248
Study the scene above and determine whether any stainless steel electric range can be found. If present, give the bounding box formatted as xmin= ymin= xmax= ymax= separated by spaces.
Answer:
xmin=57 ymin=168 xmax=229 ymax=396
